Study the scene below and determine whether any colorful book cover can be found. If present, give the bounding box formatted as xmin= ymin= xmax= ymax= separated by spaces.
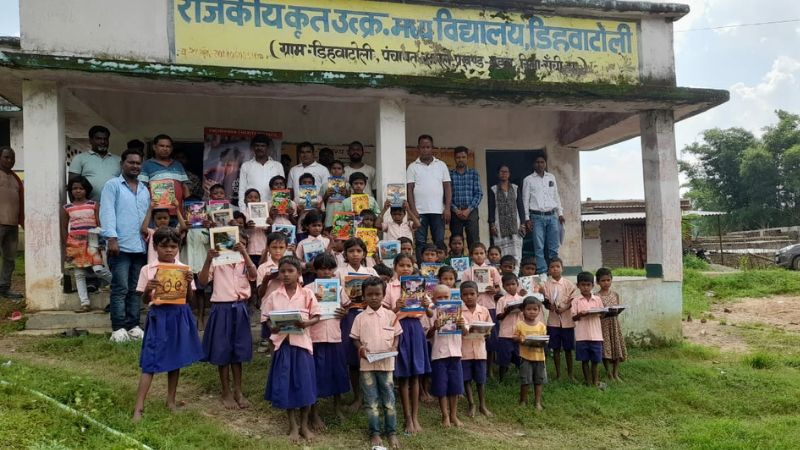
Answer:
xmin=351 ymin=194 xmax=370 ymax=214
xmin=207 ymin=199 xmax=230 ymax=213
xmin=184 ymin=201 xmax=206 ymax=228
xmin=210 ymin=226 xmax=244 ymax=266
xmin=210 ymin=208 xmax=233 ymax=227
xmin=247 ymin=202 xmax=270 ymax=228
xmin=298 ymin=184 xmax=318 ymax=210
xmin=450 ymin=257 xmax=470 ymax=280
xmin=315 ymin=278 xmax=340 ymax=320
xmin=150 ymin=180 xmax=176 ymax=208
xmin=472 ymin=267 xmax=491 ymax=292
xmin=436 ymin=301 xmax=462 ymax=335
xmin=519 ymin=275 xmax=538 ymax=295
xmin=385 ymin=183 xmax=406 ymax=208
xmin=378 ymin=240 xmax=400 ymax=263
xmin=400 ymin=275 xmax=426 ymax=312
xmin=420 ymin=262 xmax=443 ymax=280
xmin=272 ymin=224 xmax=297 ymax=246
xmin=153 ymin=263 xmax=189 ymax=305
xmin=303 ymin=239 xmax=326 ymax=263
xmin=332 ymin=211 xmax=355 ymax=240
xmin=65 ymin=230 xmax=103 ymax=268
xmin=271 ymin=189 xmax=291 ymax=215
xmin=355 ymin=228 xmax=379 ymax=257
xmin=344 ymin=273 xmax=370 ymax=308
xmin=450 ymin=289 xmax=462 ymax=303
xmin=327 ymin=176 xmax=347 ymax=203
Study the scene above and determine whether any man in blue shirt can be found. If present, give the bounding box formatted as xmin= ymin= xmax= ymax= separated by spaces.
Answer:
xmin=100 ymin=149 xmax=150 ymax=343
xmin=449 ymin=146 xmax=483 ymax=250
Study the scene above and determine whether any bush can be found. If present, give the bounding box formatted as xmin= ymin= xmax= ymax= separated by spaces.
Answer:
xmin=744 ymin=352 xmax=777 ymax=369
xmin=684 ymin=254 xmax=710 ymax=270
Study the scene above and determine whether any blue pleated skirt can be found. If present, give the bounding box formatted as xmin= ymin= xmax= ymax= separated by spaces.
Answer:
xmin=395 ymin=318 xmax=431 ymax=378
xmin=313 ymin=342 xmax=351 ymax=398
xmin=265 ymin=345 xmax=317 ymax=409
xmin=340 ymin=308 xmax=362 ymax=368
xmin=140 ymin=304 xmax=204 ymax=374
xmin=202 ymin=301 xmax=253 ymax=366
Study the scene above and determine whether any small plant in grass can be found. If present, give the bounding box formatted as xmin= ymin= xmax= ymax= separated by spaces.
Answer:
xmin=683 ymin=254 xmax=710 ymax=270
xmin=744 ymin=352 xmax=776 ymax=369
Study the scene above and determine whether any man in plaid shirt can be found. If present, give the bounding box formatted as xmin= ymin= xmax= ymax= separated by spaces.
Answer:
xmin=449 ymin=146 xmax=483 ymax=250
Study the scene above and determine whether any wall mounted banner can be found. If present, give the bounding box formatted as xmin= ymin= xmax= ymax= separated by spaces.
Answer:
xmin=174 ymin=0 xmax=640 ymax=83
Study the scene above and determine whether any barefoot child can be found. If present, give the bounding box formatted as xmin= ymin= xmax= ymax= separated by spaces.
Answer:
xmin=350 ymin=276 xmax=402 ymax=449
xmin=460 ymin=281 xmax=493 ymax=418
xmin=513 ymin=297 xmax=548 ymax=410
xmin=571 ymin=271 xmax=605 ymax=387
xmin=382 ymin=253 xmax=431 ymax=433
xmin=262 ymin=256 xmax=321 ymax=443
xmin=256 ymin=232 xmax=289 ymax=354
xmin=428 ymin=284 xmax=466 ymax=428
xmin=132 ymin=228 xmax=204 ymax=421
xmin=308 ymin=253 xmax=350 ymax=430
xmin=461 ymin=243 xmax=501 ymax=377
xmin=596 ymin=268 xmax=627 ymax=381
xmin=495 ymin=273 xmax=523 ymax=381
xmin=541 ymin=257 xmax=577 ymax=381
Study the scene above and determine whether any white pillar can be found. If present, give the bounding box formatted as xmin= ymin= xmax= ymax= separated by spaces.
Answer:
xmin=22 ymin=81 xmax=67 ymax=311
xmin=640 ymin=110 xmax=682 ymax=281
xmin=375 ymin=98 xmax=406 ymax=204
xmin=550 ymin=146 xmax=582 ymax=274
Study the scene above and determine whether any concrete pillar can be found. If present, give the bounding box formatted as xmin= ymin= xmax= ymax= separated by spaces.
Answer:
xmin=549 ymin=146 xmax=582 ymax=274
xmin=22 ymin=81 xmax=67 ymax=311
xmin=374 ymin=98 xmax=406 ymax=204
xmin=640 ymin=110 xmax=682 ymax=281
xmin=9 ymin=118 xmax=23 ymax=171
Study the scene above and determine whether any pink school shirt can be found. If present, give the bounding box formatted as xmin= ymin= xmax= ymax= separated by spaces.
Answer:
xmin=295 ymin=235 xmax=331 ymax=261
xmin=256 ymin=258 xmax=282 ymax=318
xmin=262 ymin=284 xmax=320 ymax=353
xmin=460 ymin=262 xmax=501 ymax=311
xmin=145 ymin=228 xmax=184 ymax=266
xmin=461 ymin=304 xmax=491 ymax=360
xmin=571 ymin=294 xmax=605 ymax=342
xmin=496 ymin=293 xmax=523 ymax=338
xmin=349 ymin=306 xmax=402 ymax=371
xmin=543 ymin=277 xmax=577 ymax=328
xmin=430 ymin=306 xmax=463 ymax=361
xmin=207 ymin=262 xmax=255 ymax=302
xmin=308 ymin=281 xmax=343 ymax=343
xmin=382 ymin=220 xmax=414 ymax=241
xmin=135 ymin=262 xmax=196 ymax=301
xmin=246 ymin=228 xmax=267 ymax=257
xmin=335 ymin=264 xmax=378 ymax=307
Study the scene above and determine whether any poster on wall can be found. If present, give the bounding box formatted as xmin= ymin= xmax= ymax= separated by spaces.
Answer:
xmin=203 ymin=127 xmax=283 ymax=205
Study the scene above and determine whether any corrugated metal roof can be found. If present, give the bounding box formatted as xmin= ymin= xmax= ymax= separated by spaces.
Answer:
xmin=582 ymin=210 xmax=725 ymax=222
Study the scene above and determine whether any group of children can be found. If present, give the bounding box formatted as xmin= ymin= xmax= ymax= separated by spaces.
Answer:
xmin=63 ymin=168 xmax=629 ymax=447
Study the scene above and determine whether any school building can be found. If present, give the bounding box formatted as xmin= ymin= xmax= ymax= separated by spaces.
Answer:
xmin=0 ymin=0 xmax=727 ymax=341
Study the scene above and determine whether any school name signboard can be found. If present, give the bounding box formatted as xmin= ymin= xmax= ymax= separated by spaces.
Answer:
xmin=173 ymin=0 xmax=640 ymax=84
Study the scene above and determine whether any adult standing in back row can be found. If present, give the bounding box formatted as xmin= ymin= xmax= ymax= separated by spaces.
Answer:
xmin=522 ymin=154 xmax=564 ymax=274
xmin=406 ymin=134 xmax=451 ymax=262
xmin=343 ymin=141 xmax=376 ymax=197
xmin=68 ymin=125 xmax=120 ymax=201
xmin=139 ymin=134 xmax=189 ymax=216
xmin=237 ymin=133 xmax=284 ymax=207
xmin=449 ymin=146 xmax=482 ymax=251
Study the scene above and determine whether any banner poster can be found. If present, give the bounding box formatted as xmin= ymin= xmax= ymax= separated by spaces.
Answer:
xmin=202 ymin=127 xmax=283 ymax=204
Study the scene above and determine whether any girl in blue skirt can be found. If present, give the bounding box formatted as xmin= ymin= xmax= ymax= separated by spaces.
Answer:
xmin=132 ymin=228 xmax=204 ymax=422
xmin=198 ymin=241 xmax=258 ymax=410
xmin=263 ymin=256 xmax=321 ymax=443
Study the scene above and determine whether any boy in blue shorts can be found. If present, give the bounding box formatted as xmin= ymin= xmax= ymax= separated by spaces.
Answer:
xmin=571 ymin=271 xmax=605 ymax=387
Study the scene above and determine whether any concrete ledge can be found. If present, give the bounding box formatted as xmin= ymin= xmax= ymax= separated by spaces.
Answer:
xmin=24 ymin=310 xmax=125 ymax=331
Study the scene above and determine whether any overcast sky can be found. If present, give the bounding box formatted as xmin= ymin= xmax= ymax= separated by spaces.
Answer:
xmin=1 ymin=0 xmax=798 ymax=200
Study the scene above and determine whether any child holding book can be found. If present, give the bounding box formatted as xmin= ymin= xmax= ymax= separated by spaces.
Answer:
xmin=460 ymin=243 xmax=502 ymax=373
xmin=295 ymin=210 xmax=330 ymax=271
xmin=256 ymin=232 xmax=289 ymax=354
xmin=380 ymin=200 xmax=419 ymax=241
xmin=350 ymin=276 xmax=402 ymax=450
xmin=294 ymin=172 xmax=325 ymax=227
xmin=596 ymin=267 xmax=627 ymax=381
xmin=427 ymin=284 xmax=466 ymax=428
xmin=460 ymin=281 xmax=492 ymax=418
xmin=308 ymin=253 xmax=350 ymax=430
xmin=268 ymin=175 xmax=297 ymax=227
xmin=62 ymin=176 xmax=112 ymax=313
xmin=513 ymin=296 xmax=547 ymax=410
xmin=262 ymin=256 xmax=321 ymax=443
xmin=382 ymin=253 xmax=431 ymax=434
xmin=198 ymin=241 xmax=257 ymax=410
xmin=495 ymin=273 xmax=523 ymax=380
xmin=242 ymin=188 xmax=267 ymax=266
xmin=571 ymin=271 xmax=605 ymax=387
xmin=333 ymin=172 xmax=380 ymax=220
xmin=542 ymin=257 xmax=577 ymax=381
xmin=358 ymin=209 xmax=380 ymax=267
xmin=141 ymin=198 xmax=186 ymax=264
xmin=322 ymin=160 xmax=350 ymax=232
xmin=132 ymin=228 xmax=204 ymax=422
xmin=443 ymin=234 xmax=466 ymax=266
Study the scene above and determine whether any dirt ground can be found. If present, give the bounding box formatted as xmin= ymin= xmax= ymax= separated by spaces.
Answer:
xmin=683 ymin=295 xmax=800 ymax=352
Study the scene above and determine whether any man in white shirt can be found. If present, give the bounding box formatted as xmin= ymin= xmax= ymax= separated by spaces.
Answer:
xmin=406 ymin=134 xmax=452 ymax=261
xmin=522 ymin=154 xmax=564 ymax=274
xmin=287 ymin=142 xmax=330 ymax=196
xmin=237 ymin=134 xmax=284 ymax=206
xmin=343 ymin=141 xmax=377 ymax=197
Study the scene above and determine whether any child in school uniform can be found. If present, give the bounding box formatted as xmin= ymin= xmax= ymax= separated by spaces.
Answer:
xmin=443 ymin=234 xmax=466 ymax=266
xmin=460 ymin=243 xmax=502 ymax=375
xmin=358 ymin=209 xmax=380 ymax=267
xmin=336 ymin=237 xmax=379 ymax=411
xmin=379 ymin=200 xmax=419 ymax=241
xmin=350 ymin=276 xmax=402 ymax=450
xmin=513 ymin=296 xmax=548 ymax=410
xmin=541 ymin=257 xmax=577 ymax=381
xmin=495 ymin=273 xmax=523 ymax=380
xmin=330 ymin=237 xmax=346 ymax=268
xmin=132 ymin=228 xmax=204 ymax=422
xmin=256 ymin=232 xmax=289 ymax=354
xmin=295 ymin=210 xmax=330 ymax=271
xmin=308 ymin=253 xmax=350 ymax=430
xmin=383 ymin=253 xmax=431 ymax=434
xmin=267 ymin=175 xmax=297 ymax=227
xmin=262 ymin=256 xmax=321 ymax=443
xmin=336 ymin=172 xmax=381 ymax=217
xmin=198 ymin=241 xmax=257 ymax=410
xmin=519 ymin=256 xmax=538 ymax=277
xmin=460 ymin=281 xmax=492 ymax=418
xmin=428 ymin=284 xmax=466 ymax=428
xmin=571 ymin=271 xmax=606 ymax=388
xmin=242 ymin=188 xmax=267 ymax=267
xmin=322 ymin=160 xmax=351 ymax=232
xmin=437 ymin=265 xmax=457 ymax=289
xmin=294 ymin=172 xmax=325 ymax=227
xmin=140 ymin=199 xmax=186 ymax=265
xmin=596 ymin=267 xmax=628 ymax=381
